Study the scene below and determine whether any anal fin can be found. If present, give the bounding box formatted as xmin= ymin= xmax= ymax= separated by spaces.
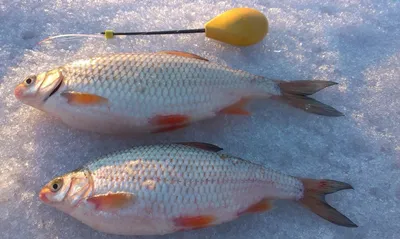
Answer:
xmin=219 ymin=98 xmax=251 ymax=115
xmin=238 ymin=198 xmax=273 ymax=216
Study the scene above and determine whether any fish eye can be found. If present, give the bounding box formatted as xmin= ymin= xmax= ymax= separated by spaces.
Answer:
xmin=24 ymin=76 xmax=35 ymax=86
xmin=50 ymin=178 xmax=63 ymax=192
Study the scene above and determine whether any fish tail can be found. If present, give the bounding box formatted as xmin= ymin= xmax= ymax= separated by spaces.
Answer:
xmin=298 ymin=178 xmax=358 ymax=228
xmin=272 ymin=80 xmax=344 ymax=117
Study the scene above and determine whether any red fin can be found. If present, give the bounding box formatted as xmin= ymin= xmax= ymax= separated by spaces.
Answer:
xmin=174 ymin=215 xmax=215 ymax=229
xmin=150 ymin=114 xmax=190 ymax=133
xmin=219 ymin=98 xmax=251 ymax=115
xmin=152 ymin=124 xmax=189 ymax=133
xmin=61 ymin=91 xmax=108 ymax=105
xmin=158 ymin=50 xmax=209 ymax=61
xmin=150 ymin=114 xmax=189 ymax=126
xmin=178 ymin=142 xmax=223 ymax=152
xmin=238 ymin=198 xmax=273 ymax=216
xmin=87 ymin=192 xmax=136 ymax=211
xmin=299 ymin=178 xmax=357 ymax=227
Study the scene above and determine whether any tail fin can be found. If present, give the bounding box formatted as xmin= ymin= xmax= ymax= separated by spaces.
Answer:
xmin=299 ymin=178 xmax=358 ymax=227
xmin=274 ymin=80 xmax=344 ymax=117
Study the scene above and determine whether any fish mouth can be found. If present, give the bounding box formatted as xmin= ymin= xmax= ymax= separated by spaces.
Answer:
xmin=39 ymin=187 xmax=51 ymax=203
xmin=43 ymin=79 xmax=62 ymax=102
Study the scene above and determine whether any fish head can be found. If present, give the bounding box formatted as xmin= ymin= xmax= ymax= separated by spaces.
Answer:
xmin=14 ymin=68 xmax=63 ymax=109
xmin=39 ymin=169 xmax=93 ymax=213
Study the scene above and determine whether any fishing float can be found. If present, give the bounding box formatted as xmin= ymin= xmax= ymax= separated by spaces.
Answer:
xmin=39 ymin=8 xmax=269 ymax=47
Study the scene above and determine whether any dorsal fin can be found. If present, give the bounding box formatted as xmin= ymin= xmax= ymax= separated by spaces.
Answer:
xmin=178 ymin=142 xmax=223 ymax=152
xmin=158 ymin=51 xmax=209 ymax=61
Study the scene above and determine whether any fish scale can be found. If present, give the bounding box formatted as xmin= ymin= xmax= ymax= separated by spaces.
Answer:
xmin=61 ymin=53 xmax=252 ymax=115
xmin=85 ymin=144 xmax=303 ymax=222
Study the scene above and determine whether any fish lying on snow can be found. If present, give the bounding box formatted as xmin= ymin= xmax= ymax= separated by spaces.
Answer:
xmin=39 ymin=142 xmax=357 ymax=236
xmin=15 ymin=51 xmax=343 ymax=134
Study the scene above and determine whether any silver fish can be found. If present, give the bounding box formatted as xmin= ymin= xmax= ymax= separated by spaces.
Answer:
xmin=15 ymin=51 xmax=343 ymax=134
xmin=39 ymin=142 xmax=357 ymax=236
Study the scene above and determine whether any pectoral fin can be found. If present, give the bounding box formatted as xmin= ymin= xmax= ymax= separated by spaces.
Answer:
xmin=61 ymin=91 xmax=109 ymax=106
xmin=87 ymin=192 xmax=136 ymax=211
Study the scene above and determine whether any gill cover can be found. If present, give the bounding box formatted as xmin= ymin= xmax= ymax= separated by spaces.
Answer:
xmin=41 ymin=69 xmax=63 ymax=101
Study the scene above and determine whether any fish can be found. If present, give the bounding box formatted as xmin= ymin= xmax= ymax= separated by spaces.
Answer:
xmin=15 ymin=51 xmax=343 ymax=134
xmin=39 ymin=142 xmax=357 ymax=236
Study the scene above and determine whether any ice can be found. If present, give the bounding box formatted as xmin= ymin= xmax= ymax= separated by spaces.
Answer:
xmin=0 ymin=0 xmax=399 ymax=238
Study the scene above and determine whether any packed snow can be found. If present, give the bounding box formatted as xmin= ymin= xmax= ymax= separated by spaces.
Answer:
xmin=0 ymin=0 xmax=399 ymax=238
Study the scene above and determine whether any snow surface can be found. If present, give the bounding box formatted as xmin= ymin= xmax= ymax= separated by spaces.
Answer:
xmin=0 ymin=0 xmax=399 ymax=238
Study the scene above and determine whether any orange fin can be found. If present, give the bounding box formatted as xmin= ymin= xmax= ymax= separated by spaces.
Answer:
xmin=150 ymin=114 xmax=190 ymax=126
xmin=61 ymin=91 xmax=108 ymax=105
xmin=238 ymin=198 xmax=273 ymax=216
xmin=178 ymin=142 xmax=223 ymax=152
xmin=150 ymin=114 xmax=190 ymax=133
xmin=158 ymin=50 xmax=209 ymax=61
xmin=219 ymin=98 xmax=251 ymax=115
xmin=299 ymin=178 xmax=358 ymax=227
xmin=152 ymin=124 xmax=189 ymax=133
xmin=87 ymin=192 xmax=136 ymax=211
xmin=174 ymin=215 xmax=215 ymax=229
